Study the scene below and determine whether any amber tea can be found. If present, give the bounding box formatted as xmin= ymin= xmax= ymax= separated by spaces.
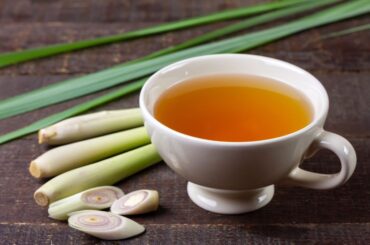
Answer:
xmin=154 ymin=74 xmax=312 ymax=142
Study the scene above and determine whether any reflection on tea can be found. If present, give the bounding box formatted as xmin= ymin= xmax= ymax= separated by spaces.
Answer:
xmin=154 ymin=74 xmax=312 ymax=142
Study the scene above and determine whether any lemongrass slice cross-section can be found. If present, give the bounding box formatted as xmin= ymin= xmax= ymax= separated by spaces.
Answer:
xmin=111 ymin=190 xmax=159 ymax=215
xmin=68 ymin=210 xmax=145 ymax=240
xmin=48 ymin=186 xmax=124 ymax=220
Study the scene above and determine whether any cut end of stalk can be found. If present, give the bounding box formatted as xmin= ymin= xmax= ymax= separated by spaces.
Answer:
xmin=68 ymin=210 xmax=145 ymax=240
xmin=48 ymin=186 xmax=124 ymax=220
xmin=29 ymin=161 xmax=43 ymax=178
xmin=34 ymin=191 xmax=50 ymax=207
xmin=38 ymin=128 xmax=56 ymax=144
xmin=111 ymin=190 xmax=159 ymax=215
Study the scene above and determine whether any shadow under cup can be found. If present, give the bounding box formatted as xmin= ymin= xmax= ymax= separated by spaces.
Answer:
xmin=139 ymin=54 xmax=356 ymax=214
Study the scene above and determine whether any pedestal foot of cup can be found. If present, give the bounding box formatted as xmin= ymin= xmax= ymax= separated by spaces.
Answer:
xmin=187 ymin=182 xmax=274 ymax=214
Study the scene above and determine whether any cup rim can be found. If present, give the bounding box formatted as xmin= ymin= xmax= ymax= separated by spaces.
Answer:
xmin=139 ymin=54 xmax=329 ymax=146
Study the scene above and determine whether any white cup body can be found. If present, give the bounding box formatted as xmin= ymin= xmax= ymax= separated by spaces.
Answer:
xmin=140 ymin=54 xmax=329 ymax=190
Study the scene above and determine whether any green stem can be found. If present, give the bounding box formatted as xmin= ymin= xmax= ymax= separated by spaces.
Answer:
xmin=34 ymin=144 xmax=161 ymax=206
xmin=39 ymin=108 xmax=143 ymax=145
xmin=30 ymin=127 xmax=150 ymax=178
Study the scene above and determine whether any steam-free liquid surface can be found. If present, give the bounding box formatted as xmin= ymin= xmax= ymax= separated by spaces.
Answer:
xmin=154 ymin=74 xmax=312 ymax=142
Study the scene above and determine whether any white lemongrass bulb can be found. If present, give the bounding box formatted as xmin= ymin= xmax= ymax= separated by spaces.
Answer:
xmin=110 ymin=190 xmax=159 ymax=215
xmin=48 ymin=186 xmax=124 ymax=220
xmin=68 ymin=210 xmax=145 ymax=240
xmin=39 ymin=108 xmax=143 ymax=145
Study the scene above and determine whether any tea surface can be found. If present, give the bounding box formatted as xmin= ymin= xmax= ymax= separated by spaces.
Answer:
xmin=154 ymin=74 xmax=311 ymax=142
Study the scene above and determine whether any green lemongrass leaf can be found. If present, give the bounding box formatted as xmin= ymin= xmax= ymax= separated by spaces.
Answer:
xmin=130 ymin=0 xmax=339 ymax=62
xmin=0 ymin=79 xmax=145 ymax=145
xmin=321 ymin=23 xmax=370 ymax=39
xmin=0 ymin=0 xmax=355 ymax=120
xmin=0 ymin=0 xmax=369 ymax=144
xmin=0 ymin=0 xmax=307 ymax=68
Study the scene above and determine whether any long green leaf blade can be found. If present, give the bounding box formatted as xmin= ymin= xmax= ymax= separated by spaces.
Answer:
xmin=0 ymin=0 xmax=349 ymax=120
xmin=133 ymin=0 xmax=339 ymax=62
xmin=230 ymin=0 xmax=370 ymax=53
xmin=321 ymin=23 xmax=370 ymax=39
xmin=0 ymin=79 xmax=146 ymax=145
xmin=0 ymin=0 xmax=307 ymax=68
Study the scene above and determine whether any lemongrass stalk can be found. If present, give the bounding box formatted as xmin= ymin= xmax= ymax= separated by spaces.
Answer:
xmin=48 ymin=186 xmax=124 ymax=220
xmin=34 ymin=144 xmax=161 ymax=206
xmin=0 ymin=0 xmax=307 ymax=68
xmin=111 ymin=190 xmax=159 ymax=215
xmin=29 ymin=126 xmax=150 ymax=178
xmin=68 ymin=210 xmax=145 ymax=240
xmin=39 ymin=108 xmax=143 ymax=145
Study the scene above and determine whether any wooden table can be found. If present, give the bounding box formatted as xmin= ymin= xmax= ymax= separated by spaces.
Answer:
xmin=1 ymin=0 xmax=369 ymax=244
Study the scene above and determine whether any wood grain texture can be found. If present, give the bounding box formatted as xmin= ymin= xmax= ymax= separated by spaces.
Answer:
xmin=1 ymin=223 xmax=370 ymax=244
xmin=0 ymin=0 xmax=267 ymax=23
xmin=0 ymin=0 xmax=369 ymax=244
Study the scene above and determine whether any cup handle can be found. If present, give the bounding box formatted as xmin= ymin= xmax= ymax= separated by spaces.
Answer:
xmin=284 ymin=131 xmax=356 ymax=189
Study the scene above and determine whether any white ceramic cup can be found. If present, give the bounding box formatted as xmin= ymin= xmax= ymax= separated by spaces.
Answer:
xmin=139 ymin=54 xmax=357 ymax=214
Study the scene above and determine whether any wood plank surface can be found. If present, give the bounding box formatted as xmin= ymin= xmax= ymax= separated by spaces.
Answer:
xmin=1 ymin=223 xmax=370 ymax=244
xmin=0 ymin=0 xmax=369 ymax=244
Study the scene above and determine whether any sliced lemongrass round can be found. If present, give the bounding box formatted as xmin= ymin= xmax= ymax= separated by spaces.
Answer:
xmin=110 ymin=190 xmax=159 ymax=215
xmin=48 ymin=186 xmax=124 ymax=220
xmin=68 ymin=210 xmax=145 ymax=240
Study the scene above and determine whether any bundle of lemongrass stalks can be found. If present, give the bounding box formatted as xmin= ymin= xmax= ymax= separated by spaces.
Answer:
xmin=31 ymin=108 xmax=161 ymax=240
